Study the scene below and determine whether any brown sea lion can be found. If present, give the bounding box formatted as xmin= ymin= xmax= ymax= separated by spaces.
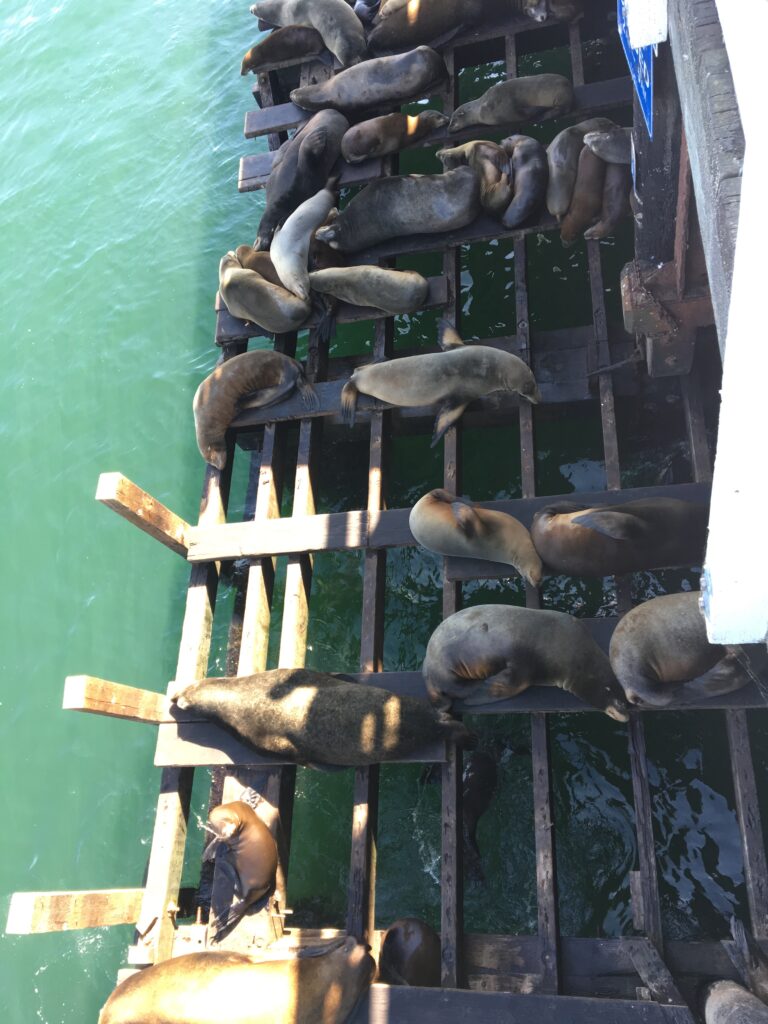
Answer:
xmin=315 ymin=166 xmax=480 ymax=253
xmin=462 ymin=750 xmax=498 ymax=882
xmin=584 ymin=127 xmax=632 ymax=164
xmin=704 ymin=981 xmax=768 ymax=1024
xmin=545 ymin=117 xmax=617 ymax=220
xmin=436 ymin=140 xmax=512 ymax=216
xmin=500 ymin=134 xmax=548 ymax=228
xmin=609 ymin=591 xmax=765 ymax=708
xmin=308 ymin=266 xmax=429 ymax=314
xmin=240 ymin=26 xmax=325 ymax=75
xmin=98 ymin=937 xmax=375 ymax=1024
xmin=368 ymin=0 xmax=484 ymax=54
xmin=422 ymin=604 xmax=630 ymax=720
xmin=218 ymin=252 xmax=311 ymax=333
xmin=409 ymin=489 xmax=543 ymax=585
xmin=379 ymin=919 xmax=441 ymax=986
xmin=249 ymin=0 xmax=367 ymax=67
xmin=448 ymin=74 xmax=574 ymax=134
xmin=270 ymin=183 xmax=338 ymax=302
xmin=234 ymin=246 xmax=284 ymax=287
xmin=530 ymin=497 xmax=709 ymax=577
xmin=341 ymin=323 xmax=540 ymax=445
xmin=172 ymin=668 xmax=476 ymax=767
xmin=583 ymin=161 xmax=631 ymax=240
xmin=194 ymin=350 xmax=317 ymax=469
xmin=289 ymin=46 xmax=447 ymax=115
xmin=255 ymin=109 xmax=349 ymax=250
xmin=203 ymin=801 xmax=278 ymax=939
xmin=341 ymin=109 xmax=449 ymax=163
xmin=559 ymin=144 xmax=607 ymax=245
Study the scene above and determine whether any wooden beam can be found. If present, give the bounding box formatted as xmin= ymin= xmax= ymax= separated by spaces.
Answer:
xmin=6 ymin=889 xmax=143 ymax=934
xmin=96 ymin=473 xmax=189 ymax=556
xmin=628 ymin=713 xmax=664 ymax=953
xmin=726 ymin=710 xmax=768 ymax=937
xmin=63 ymin=675 xmax=167 ymax=723
xmin=623 ymin=939 xmax=689 ymax=1007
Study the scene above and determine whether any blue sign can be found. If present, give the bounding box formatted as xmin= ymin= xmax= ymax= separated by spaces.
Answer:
xmin=618 ymin=0 xmax=654 ymax=138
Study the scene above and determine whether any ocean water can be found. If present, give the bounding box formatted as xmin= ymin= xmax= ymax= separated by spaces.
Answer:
xmin=0 ymin=2 xmax=759 ymax=1022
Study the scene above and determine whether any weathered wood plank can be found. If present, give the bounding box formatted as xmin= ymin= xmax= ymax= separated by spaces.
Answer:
xmin=62 ymin=675 xmax=167 ymax=723
xmin=95 ymin=472 xmax=189 ymax=556
xmin=239 ymin=150 xmax=383 ymax=193
xmin=6 ymin=890 xmax=143 ymax=934
xmin=623 ymin=938 xmax=689 ymax=1007
xmin=628 ymin=713 xmax=664 ymax=953
xmin=532 ymin=714 xmax=560 ymax=994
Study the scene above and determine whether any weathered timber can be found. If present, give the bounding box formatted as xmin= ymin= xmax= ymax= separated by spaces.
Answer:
xmin=623 ymin=939 xmax=688 ymax=1007
xmin=628 ymin=713 xmax=664 ymax=953
xmin=96 ymin=472 xmax=189 ymax=556
xmin=532 ymin=714 xmax=560 ymax=994
xmin=6 ymin=890 xmax=144 ymax=934
xmin=63 ymin=675 xmax=167 ymax=723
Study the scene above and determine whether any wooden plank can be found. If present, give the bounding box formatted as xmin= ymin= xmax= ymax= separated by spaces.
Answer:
xmin=532 ymin=715 xmax=560 ymax=994
xmin=587 ymin=241 xmax=621 ymax=490
xmin=623 ymin=939 xmax=688 ymax=1007
xmin=239 ymin=151 xmax=383 ymax=193
xmin=6 ymin=889 xmax=143 ymax=934
xmin=680 ymin=364 xmax=713 ymax=483
xmin=95 ymin=472 xmax=189 ymax=556
xmin=628 ymin=713 xmax=664 ymax=953
xmin=62 ymin=675 xmax=167 ymax=723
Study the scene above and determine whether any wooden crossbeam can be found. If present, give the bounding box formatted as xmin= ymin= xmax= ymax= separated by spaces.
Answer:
xmin=96 ymin=473 xmax=189 ymax=556
xmin=63 ymin=675 xmax=167 ymax=723
xmin=6 ymin=889 xmax=143 ymax=934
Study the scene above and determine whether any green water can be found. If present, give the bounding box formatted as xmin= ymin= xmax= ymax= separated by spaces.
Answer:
xmin=1 ymin=3 xmax=759 ymax=1022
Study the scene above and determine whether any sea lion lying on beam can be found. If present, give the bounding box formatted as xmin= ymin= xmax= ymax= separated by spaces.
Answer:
xmin=249 ymin=0 xmax=367 ymax=67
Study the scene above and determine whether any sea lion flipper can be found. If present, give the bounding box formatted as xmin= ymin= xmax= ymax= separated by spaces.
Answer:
xmin=450 ymin=501 xmax=479 ymax=537
xmin=438 ymin=321 xmax=465 ymax=350
xmin=298 ymin=126 xmax=329 ymax=170
xmin=431 ymin=400 xmax=469 ymax=446
xmin=202 ymin=835 xmax=223 ymax=863
xmin=570 ymin=509 xmax=649 ymax=541
xmin=673 ymin=655 xmax=753 ymax=704
xmin=341 ymin=380 xmax=360 ymax=426
xmin=297 ymin=373 xmax=319 ymax=411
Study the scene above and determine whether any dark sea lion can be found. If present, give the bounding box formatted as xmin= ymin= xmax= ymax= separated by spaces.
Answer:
xmin=609 ymin=591 xmax=765 ymax=708
xmin=584 ymin=127 xmax=632 ymax=165
xmin=423 ymin=604 xmax=630 ymax=720
xmin=560 ymin=145 xmax=606 ymax=245
xmin=309 ymin=266 xmax=429 ymax=314
xmin=583 ymin=161 xmax=631 ymax=240
xmin=436 ymin=140 xmax=512 ymax=216
xmin=523 ymin=0 xmax=583 ymax=21
xmin=530 ymin=497 xmax=709 ymax=577
xmin=341 ymin=109 xmax=449 ymax=163
xmin=341 ymin=322 xmax=540 ymax=445
xmin=500 ymin=134 xmax=548 ymax=228
xmin=379 ymin=918 xmax=441 ymax=986
xmin=255 ymin=109 xmax=348 ymax=250
xmin=448 ymin=74 xmax=574 ymax=134
xmin=354 ymin=0 xmax=380 ymax=25
xmin=194 ymin=350 xmax=317 ymax=469
xmin=98 ymin=937 xmax=375 ymax=1024
xmin=249 ymin=0 xmax=367 ymax=67
xmin=203 ymin=801 xmax=278 ymax=938
xmin=463 ymin=750 xmax=498 ymax=882
xmin=218 ymin=252 xmax=311 ymax=333
xmin=545 ymin=117 xmax=617 ymax=220
xmin=409 ymin=488 xmax=543 ymax=585
xmin=731 ymin=917 xmax=768 ymax=1004
xmin=289 ymin=46 xmax=447 ymax=115
xmin=315 ymin=166 xmax=480 ymax=252
xmin=368 ymin=0 xmax=484 ymax=54
xmin=234 ymin=245 xmax=284 ymax=287
xmin=172 ymin=668 xmax=475 ymax=767
xmin=704 ymin=981 xmax=768 ymax=1024
xmin=270 ymin=183 xmax=338 ymax=302
xmin=240 ymin=26 xmax=325 ymax=75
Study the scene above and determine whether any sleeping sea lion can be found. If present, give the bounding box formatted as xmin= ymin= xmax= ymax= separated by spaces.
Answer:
xmin=341 ymin=322 xmax=540 ymax=445
xmin=341 ymin=109 xmax=449 ymax=163
xmin=409 ymin=488 xmax=543 ymax=585
xmin=249 ymin=0 xmax=367 ymax=67
xmin=545 ymin=117 xmax=617 ymax=220
xmin=203 ymin=801 xmax=278 ymax=939
xmin=448 ymin=74 xmax=574 ymax=134
xmin=523 ymin=0 xmax=583 ymax=21
xmin=422 ymin=604 xmax=630 ymax=720
xmin=289 ymin=46 xmax=447 ymax=114
xmin=309 ymin=266 xmax=429 ymax=314
xmin=270 ymin=182 xmax=337 ymax=302
xmin=379 ymin=919 xmax=441 ymax=986
xmin=315 ymin=166 xmax=480 ymax=253
xmin=218 ymin=252 xmax=311 ymax=333
xmin=704 ymin=981 xmax=768 ymax=1024
xmin=530 ymin=497 xmax=709 ymax=577
xmin=194 ymin=350 xmax=317 ymax=470
xmin=234 ymin=245 xmax=284 ymax=287
xmin=500 ymin=134 xmax=548 ymax=228
xmin=255 ymin=109 xmax=348 ymax=250
xmin=609 ymin=591 xmax=766 ymax=708
xmin=172 ymin=668 xmax=475 ymax=767
xmin=240 ymin=26 xmax=325 ymax=75
xmin=367 ymin=0 xmax=484 ymax=54
xmin=559 ymin=144 xmax=606 ymax=245
xmin=463 ymin=750 xmax=498 ymax=882
xmin=436 ymin=140 xmax=512 ymax=216
xmin=584 ymin=127 xmax=632 ymax=165
xmin=98 ymin=937 xmax=375 ymax=1024
xmin=583 ymin=161 xmax=631 ymax=240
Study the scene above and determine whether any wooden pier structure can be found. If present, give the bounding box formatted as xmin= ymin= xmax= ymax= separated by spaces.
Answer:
xmin=8 ymin=4 xmax=766 ymax=1021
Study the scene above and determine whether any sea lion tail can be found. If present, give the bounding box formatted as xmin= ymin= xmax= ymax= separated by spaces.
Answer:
xmin=341 ymin=380 xmax=359 ymax=427
xmin=439 ymin=713 xmax=477 ymax=750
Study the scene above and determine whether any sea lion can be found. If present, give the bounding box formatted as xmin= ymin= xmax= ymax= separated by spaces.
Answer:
xmin=270 ymin=183 xmax=337 ymax=302
xmin=523 ymin=0 xmax=583 ymax=21
xmin=98 ymin=936 xmax=375 ymax=1024
xmin=530 ymin=497 xmax=709 ymax=577
xmin=379 ymin=919 xmax=441 ymax=986
xmin=448 ymin=74 xmax=574 ymax=134
xmin=289 ymin=46 xmax=447 ymax=115
xmin=409 ymin=488 xmax=543 ymax=585
xmin=255 ymin=109 xmax=349 ymax=250
xmin=234 ymin=245 xmax=284 ymax=287
xmin=436 ymin=140 xmax=512 ymax=217
xmin=704 ymin=981 xmax=768 ymax=1024
xmin=731 ymin=917 xmax=768 ymax=1004
xmin=172 ymin=668 xmax=475 ymax=767
xmin=583 ymin=161 xmax=631 ymax=240
xmin=500 ymin=134 xmax=548 ymax=228
xmin=584 ymin=127 xmax=632 ymax=165
xmin=609 ymin=591 xmax=765 ymax=708
xmin=309 ymin=266 xmax=429 ymax=314
xmin=218 ymin=252 xmax=311 ymax=333
xmin=315 ymin=166 xmax=480 ymax=252
xmin=560 ymin=145 xmax=606 ymax=245
xmin=367 ymin=0 xmax=484 ymax=54
xmin=463 ymin=750 xmax=498 ymax=882
xmin=194 ymin=350 xmax=317 ymax=470
xmin=341 ymin=109 xmax=449 ymax=163
xmin=341 ymin=322 xmax=540 ymax=445
xmin=354 ymin=0 xmax=381 ymax=24
xmin=422 ymin=604 xmax=630 ymax=720
xmin=249 ymin=0 xmax=367 ymax=67
xmin=203 ymin=801 xmax=278 ymax=938
xmin=240 ymin=26 xmax=325 ymax=75
xmin=545 ymin=117 xmax=617 ymax=220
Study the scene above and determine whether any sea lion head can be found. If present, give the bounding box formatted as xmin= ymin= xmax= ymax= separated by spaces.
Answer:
xmin=219 ymin=250 xmax=241 ymax=274
xmin=207 ymin=804 xmax=244 ymax=842
xmin=600 ymin=680 xmax=631 ymax=722
xmin=447 ymin=102 xmax=474 ymax=135
xmin=314 ymin=210 xmax=342 ymax=250
xmin=524 ymin=0 xmax=550 ymax=22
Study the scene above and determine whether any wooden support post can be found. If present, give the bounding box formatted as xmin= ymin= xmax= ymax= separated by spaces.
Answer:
xmin=628 ymin=713 xmax=664 ymax=953
xmin=63 ymin=675 xmax=167 ymax=723
xmin=96 ymin=473 xmax=190 ymax=556
xmin=624 ymin=938 xmax=689 ymax=1008
xmin=6 ymin=890 xmax=144 ymax=934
